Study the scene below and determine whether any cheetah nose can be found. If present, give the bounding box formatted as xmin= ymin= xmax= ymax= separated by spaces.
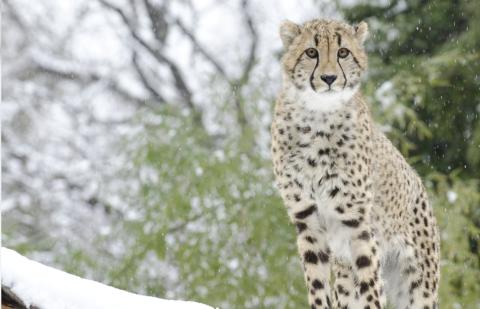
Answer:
xmin=320 ymin=74 xmax=337 ymax=86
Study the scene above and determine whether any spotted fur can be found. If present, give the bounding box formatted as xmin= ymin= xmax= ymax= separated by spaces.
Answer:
xmin=271 ymin=19 xmax=440 ymax=309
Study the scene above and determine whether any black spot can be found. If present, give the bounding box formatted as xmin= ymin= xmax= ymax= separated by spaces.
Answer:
xmin=325 ymin=172 xmax=338 ymax=180
xmin=326 ymin=296 xmax=331 ymax=307
xmin=374 ymin=300 xmax=380 ymax=309
xmin=302 ymin=126 xmax=311 ymax=133
xmin=359 ymin=281 xmax=369 ymax=294
xmin=366 ymin=295 xmax=373 ymax=302
xmin=295 ymin=205 xmax=317 ymax=219
xmin=342 ymin=219 xmax=360 ymax=228
xmin=294 ymin=179 xmax=303 ymax=189
xmin=307 ymin=158 xmax=317 ymax=167
xmin=318 ymin=148 xmax=330 ymax=156
xmin=294 ymin=194 xmax=301 ymax=202
xmin=358 ymin=231 xmax=370 ymax=240
xmin=335 ymin=206 xmax=344 ymax=214
xmin=296 ymin=222 xmax=307 ymax=233
xmin=315 ymin=298 xmax=322 ymax=305
xmin=403 ymin=265 xmax=416 ymax=275
xmin=312 ymin=279 xmax=324 ymax=289
xmin=356 ymin=256 xmax=372 ymax=269
xmin=410 ymin=280 xmax=420 ymax=292
xmin=304 ymin=250 xmax=318 ymax=264
xmin=305 ymin=236 xmax=316 ymax=243
xmin=318 ymin=250 xmax=329 ymax=263
xmin=329 ymin=187 xmax=340 ymax=198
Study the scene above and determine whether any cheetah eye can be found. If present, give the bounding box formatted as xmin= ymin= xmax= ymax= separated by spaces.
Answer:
xmin=305 ymin=48 xmax=318 ymax=58
xmin=337 ymin=48 xmax=350 ymax=58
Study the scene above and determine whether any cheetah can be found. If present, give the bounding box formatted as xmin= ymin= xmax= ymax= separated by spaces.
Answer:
xmin=271 ymin=19 xmax=440 ymax=309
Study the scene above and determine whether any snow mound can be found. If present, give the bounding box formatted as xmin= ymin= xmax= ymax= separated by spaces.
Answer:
xmin=1 ymin=247 xmax=214 ymax=309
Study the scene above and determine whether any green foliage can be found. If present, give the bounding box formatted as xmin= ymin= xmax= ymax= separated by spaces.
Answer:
xmin=343 ymin=0 xmax=480 ymax=175
xmin=107 ymin=107 xmax=308 ymax=307
xmin=431 ymin=175 xmax=480 ymax=308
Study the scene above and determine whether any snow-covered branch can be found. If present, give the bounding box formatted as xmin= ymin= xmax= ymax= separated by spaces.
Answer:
xmin=1 ymin=248 xmax=214 ymax=309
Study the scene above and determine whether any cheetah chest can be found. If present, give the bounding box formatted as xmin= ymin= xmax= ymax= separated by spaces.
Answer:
xmin=274 ymin=109 xmax=364 ymax=263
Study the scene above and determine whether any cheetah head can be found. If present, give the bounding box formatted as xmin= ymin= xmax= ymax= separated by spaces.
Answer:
xmin=280 ymin=19 xmax=368 ymax=110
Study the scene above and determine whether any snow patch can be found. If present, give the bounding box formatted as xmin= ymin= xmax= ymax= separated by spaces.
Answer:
xmin=447 ymin=191 xmax=457 ymax=204
xmin=1 ymin=248 xmax=214 ymax=309
xmin=375 ymin=81 xmax=396 ymax=108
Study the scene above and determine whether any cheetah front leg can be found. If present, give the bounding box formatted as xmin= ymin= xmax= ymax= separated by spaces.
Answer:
xmin=348 ymin=224 xmax=386 ymax=309
xmin=332 ymin=259 xmax=356 ymax=309
xmin=284 ymin=193 xmax=333 ymax=308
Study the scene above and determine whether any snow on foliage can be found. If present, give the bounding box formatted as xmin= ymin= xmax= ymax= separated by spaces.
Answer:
xmin=1 ymin=248 xmax=214 ymax=309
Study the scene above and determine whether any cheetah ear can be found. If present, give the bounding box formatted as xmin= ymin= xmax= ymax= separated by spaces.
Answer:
xmin=354 ymin=21 xmax=369 ymax=44
xmin=280 ymin=20 xmax=301 ymax=49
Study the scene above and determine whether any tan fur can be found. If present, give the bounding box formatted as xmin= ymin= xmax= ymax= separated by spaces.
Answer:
xmin=271 ymin=19 xmax=440 ymax=309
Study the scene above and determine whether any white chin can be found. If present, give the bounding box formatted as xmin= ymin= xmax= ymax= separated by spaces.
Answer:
xmin=300 ymin=86 xmax=358 ymax=112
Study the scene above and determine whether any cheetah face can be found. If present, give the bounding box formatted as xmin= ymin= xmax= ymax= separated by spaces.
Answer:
xmin=280 ymin=19 xmax=368 ymax=108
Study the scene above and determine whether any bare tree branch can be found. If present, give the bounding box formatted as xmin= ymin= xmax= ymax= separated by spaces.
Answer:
xmin=174 ymin=18 xmax=228 ymax=79
xmin=132 ymin=52 xmax=166 ymax=104
xmin=229 ymin=0 xmax=258 ymax=129
xmin=238 ymin=0 xmax=258 ymax=85
xmin=172 ymin=0 xmax=258 ymax=131
xmin=29 ymin=51 xmax=102 ymax=82
xmin=167 ymin=213 xmax=204 ymax=234
xmin=98 ymin=0 xmax=201 ymax=123
xmin=143 ymin=0 xmax=169 ymax=46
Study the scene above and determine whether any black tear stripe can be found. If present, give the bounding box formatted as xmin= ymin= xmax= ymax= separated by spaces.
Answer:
xmin=337 ymin=57 xmax=347 ymax=89
xmin=309 ymin=55 xmax=319 ymax=91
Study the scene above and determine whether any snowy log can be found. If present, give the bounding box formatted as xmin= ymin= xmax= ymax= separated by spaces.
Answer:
xmin=1 ymin=248 xmax=214 ymax=309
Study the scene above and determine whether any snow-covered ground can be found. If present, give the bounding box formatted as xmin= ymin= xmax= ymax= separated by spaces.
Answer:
xmin=1 ymin=247 xmax=214 ymax=309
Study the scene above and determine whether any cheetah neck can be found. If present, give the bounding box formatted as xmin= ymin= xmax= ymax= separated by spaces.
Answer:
xmin=285 ymin=84 xmax=359 ymax=113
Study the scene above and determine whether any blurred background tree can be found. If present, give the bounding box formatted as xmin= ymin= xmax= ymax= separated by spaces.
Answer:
xmin=2 ymin=0 xmax=479 ymax=308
